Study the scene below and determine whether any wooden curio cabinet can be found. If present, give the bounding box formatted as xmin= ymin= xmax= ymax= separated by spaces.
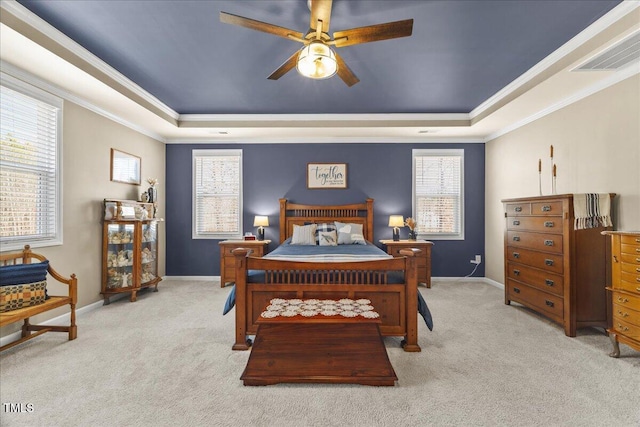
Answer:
xmin=102 ymin=200 xmax=161 ymax=304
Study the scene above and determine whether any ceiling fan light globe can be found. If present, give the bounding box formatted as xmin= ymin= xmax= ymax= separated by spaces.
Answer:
xmin=296 ymin=41 xmax=337 ymax=79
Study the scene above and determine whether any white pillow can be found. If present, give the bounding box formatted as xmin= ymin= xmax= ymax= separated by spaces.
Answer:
xmin=290 ymin=224 xmax=317 ymax=245
xmin=318 ymin=230 xmax=338 ymax=246
xmin=334 ymin=221 xmax=366 ymax=245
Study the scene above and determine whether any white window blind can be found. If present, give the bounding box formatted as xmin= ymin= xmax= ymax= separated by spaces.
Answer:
xmin=0 ymin=78 xmax=62 ymax=250
xmin=192 ymin=149 xmax=242 ymax=239
xmin=413 ymin=149 xmax=464 ymax=240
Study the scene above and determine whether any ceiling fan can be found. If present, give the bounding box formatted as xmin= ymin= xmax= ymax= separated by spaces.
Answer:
xmin=220 ymin=0 xmax=413 ymax=87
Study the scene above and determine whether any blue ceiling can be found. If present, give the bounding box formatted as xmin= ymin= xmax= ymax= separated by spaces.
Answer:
xmin=18 ymin=0 xmax=621 ymax=115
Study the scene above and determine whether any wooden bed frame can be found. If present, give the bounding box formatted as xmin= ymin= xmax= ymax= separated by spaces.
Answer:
xmin=231 ymin=198 xmax=422 ymax=352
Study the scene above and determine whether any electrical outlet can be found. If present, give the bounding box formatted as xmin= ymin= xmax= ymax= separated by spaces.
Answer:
xmin=470 ymin=255 xmax=482 ymax=264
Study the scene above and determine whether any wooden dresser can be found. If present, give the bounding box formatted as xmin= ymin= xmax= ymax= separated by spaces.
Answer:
xmin=502 ymin=194 xmax=613 ymax=336
xmin=380 ymin=240 xmax=433 ymax=288
xmin=218 ymin=240 xmax=270 ymax=287
xmin=602 ymin=231 xmax=640 ymax=357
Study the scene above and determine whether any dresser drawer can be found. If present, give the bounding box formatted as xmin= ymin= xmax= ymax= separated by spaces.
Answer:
xmin=611 ymin=317 xmax=640 ymax=342
xmin=611 ymin=291 xmax=640 ymax=311
xmin=612 ymin=302 xmax=640 ymax=328
xmin=507 ymin=246 xmax=563 ymax=274
xmin=621 ymin=262 xmax=640 ymax=275
xmin=617 ymin=273 xmax=640 ymax=293
xmin=507 ymin=217 xmax=563 ymax=234
xmin=621 ymin=235 xmax=640 ymax=246
xmin=507 ymin=280 xmax=563 ymax=320
xmin=505 ymin=202 xmax=531 ymax=216
xmin=621 ymin=243 xmax=640 ymax=256
xmin=507 ymin=263 xmax=564 ymax=296
xmin=620 ymin=253 xmax=640 ymax=265
xmin=531 ymin=201 xmax=564 ymax=216
xmin=507 ymin=231 xmax=563 ymax=254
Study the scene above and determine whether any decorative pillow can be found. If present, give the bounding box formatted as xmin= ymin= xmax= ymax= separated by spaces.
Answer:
xmin=318 ymin=230 xmax=338 ymax=246
xmin=290 ymin=224 xmax=317 ymax=245
xmin=334 ymin=222 xmax=366 ymax=245
xmin=0 ymin=260 xmax=49 ymax=286
xmin=315 ymin=223 xmax=337 ymax=244
xmin=0 ymin=280 xmax=47 ymax=312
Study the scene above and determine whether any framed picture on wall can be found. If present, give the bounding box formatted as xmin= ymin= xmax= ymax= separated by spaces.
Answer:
xmin=307 ymin=163 xmax=348 ymax=189
xmin=110 ymin=148 xmax=141 ymax=185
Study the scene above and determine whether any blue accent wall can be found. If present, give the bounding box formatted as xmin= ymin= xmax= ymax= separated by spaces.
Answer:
xmin=165 ymin=143 xmax=485 ymax=277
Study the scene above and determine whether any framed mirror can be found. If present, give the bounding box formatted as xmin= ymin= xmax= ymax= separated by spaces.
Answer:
xmin=110 ymin=149 xmax=141 ymax=185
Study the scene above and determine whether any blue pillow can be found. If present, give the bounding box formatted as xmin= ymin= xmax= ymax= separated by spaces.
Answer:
xmin=0 ymin=261 xmax=49 ymax=286
xmin=223 ymin=285 xmax=236 ymax=315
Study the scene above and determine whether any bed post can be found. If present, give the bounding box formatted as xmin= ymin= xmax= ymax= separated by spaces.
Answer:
xmin=400 ymin=248 xmax=421 ymax=352
xmin=232 ymin=248 xmax=251 ymax=350
xmin=279 ymin=198 xmax=287 ymax=244
xmin=366 ymin=198 xmax=374 ymax=242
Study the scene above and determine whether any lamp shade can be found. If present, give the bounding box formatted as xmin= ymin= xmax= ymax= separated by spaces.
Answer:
xmin=296 ymin=41 xmax=337 ymax=79
xmin=253 ymin=216 xmax=269 ymax=227
xmin=388 ymin=215 xmax=404 ymax=227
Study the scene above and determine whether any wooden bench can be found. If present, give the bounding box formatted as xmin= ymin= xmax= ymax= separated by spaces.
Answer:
xmin=0 ymin=245 xmax=77 ymax=351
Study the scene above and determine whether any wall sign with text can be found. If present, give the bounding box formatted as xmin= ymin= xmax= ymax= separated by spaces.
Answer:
xmin=307 ymin=163 xmax=347 ymax=189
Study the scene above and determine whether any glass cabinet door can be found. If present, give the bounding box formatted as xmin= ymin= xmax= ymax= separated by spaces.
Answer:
xmin=106 ymin=223 xmax=135 ymax=289
xmin=140 ymin=221 xmax=158 ymax=285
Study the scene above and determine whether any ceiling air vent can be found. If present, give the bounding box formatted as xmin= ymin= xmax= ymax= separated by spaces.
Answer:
xmin=574 ymin=31 xmax=640 ymax=71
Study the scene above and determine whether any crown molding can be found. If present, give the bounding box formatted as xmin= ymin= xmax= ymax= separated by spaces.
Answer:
xmin=470 ymin=1 xmax=640 ymax=122
xmin=165 ymin=136 xmax=485 ymax=144
xmin=0 ymin=0 xmax=179 ymax=122
xmin=0 ymin=60 xmax=166 ymax=142
xmin=484 ymin=60 xmax=639 ymax=142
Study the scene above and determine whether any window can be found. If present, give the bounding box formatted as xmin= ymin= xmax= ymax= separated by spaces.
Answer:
xmin=0 ymin=75 xmax=63 ymax=250
xmin=192 ymin=149 xmax=242 ymax=239
xmin=412 ymin=149 xmax=464 ymax=240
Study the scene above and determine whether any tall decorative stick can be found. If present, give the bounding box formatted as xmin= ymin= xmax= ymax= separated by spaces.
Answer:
xmin=553 ymin=164 xmax=557 ymax=195
xmin=550 ymin=145 xmax=554 ymax=195
xmin=538 ymin=159 xmax=542 ymax=196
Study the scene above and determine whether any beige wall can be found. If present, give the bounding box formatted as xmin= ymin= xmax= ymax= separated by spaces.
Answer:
xmin=485 ymin=75 xmax=640 ymax=283
xmin=1 ymin=99 xmax=165 ymax=336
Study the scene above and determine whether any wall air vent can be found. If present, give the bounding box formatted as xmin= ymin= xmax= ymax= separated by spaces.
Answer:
xmin=574 ymin=31 xmax=640 ymax=71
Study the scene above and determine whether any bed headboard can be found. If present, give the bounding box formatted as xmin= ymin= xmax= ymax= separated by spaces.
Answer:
xmin=278 ymin=198 xmax=374 ymax=244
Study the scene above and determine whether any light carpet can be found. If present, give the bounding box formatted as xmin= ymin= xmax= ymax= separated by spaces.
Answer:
xmin=0 ymin=279 xmax=638 ymax=427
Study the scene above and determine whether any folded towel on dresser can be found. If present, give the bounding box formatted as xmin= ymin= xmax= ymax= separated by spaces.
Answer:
xmin=573 ymin=193 xmax=612 ymax=230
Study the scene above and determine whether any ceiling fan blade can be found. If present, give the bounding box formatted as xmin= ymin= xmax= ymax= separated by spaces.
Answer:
xmin=220 ymin=12 xmax=304 ymax=40
xmin=309 ymin=0 xmax=333 ymax=33
xmin=267 ymin=51 xmax=300 ymax=80
xmin=333 ymin=19 xmax=413 ymax=48
xmin=334 ymin=52 xmax=360 ymax=87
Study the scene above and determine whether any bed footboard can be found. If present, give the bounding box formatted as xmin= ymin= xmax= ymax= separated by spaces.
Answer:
xmin=232 ymin=248 xmax=421 ymax=352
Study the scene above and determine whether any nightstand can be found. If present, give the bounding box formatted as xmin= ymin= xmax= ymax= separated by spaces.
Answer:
xmin=379 ymin=240 xmax=433 ymax=288
xmin=219 ymin=240 xmax=271 ymax=287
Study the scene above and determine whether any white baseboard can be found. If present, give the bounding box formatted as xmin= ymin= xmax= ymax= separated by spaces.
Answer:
xmin=0 ymin=294 xmax=122 ymax=349
xmin=431 ymin=277 xmax=505 ymax=289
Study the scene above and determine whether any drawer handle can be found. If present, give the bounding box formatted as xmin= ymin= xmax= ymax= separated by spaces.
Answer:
xmin=513 ymin=287 xmax=521 ymax=293
xmin=513 ymin=236 xmax=521 ymax=242
xmin=513 ymin=252 xmax=520 ymax=259
xmin=637 ymin=248 xmax=640 ymax=253
xmin=617 ymin=324 xmax=629 ymax=332
xmin=513 ymin=269 xmax=520 ymax=276
xmin=541 ymin=205 xmax=551 ymax=212
xmin=636 ymin=238 xmax=640 ymax=243
xmin=617 ymin=310 xmax=629 ymax=318
xmin=545 ymin=279 xmax=554 ymax=287
xmin=545 ymin=259 xmax=554 ymax=266
xmin=515 ymin=207 xmax=522 ymax=212
xmin=636 ymin=258 xmax=640 ymax=263
xmin=544 ymin=221 xmax=554 ymax=227
xmin=545 ymin=300 xmax=554 ymax=307
xmin=617 ymin=297 xmax=629 ymax=303
xmin=544 ymin=240 xmax=554 ymax=246
xmin=636 ymin=268 xmax=640 ymax=273
xmin=513 ymin=220 xmax=520 ymax=226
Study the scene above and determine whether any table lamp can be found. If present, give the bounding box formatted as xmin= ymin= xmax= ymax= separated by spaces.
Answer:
xmin=254 ymin=216 xmax=269 ymax=241
xmin=388 ymin=215 xmax=404 ymax=241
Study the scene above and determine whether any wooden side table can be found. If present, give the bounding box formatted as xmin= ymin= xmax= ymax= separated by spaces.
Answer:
xmin=380 ymin=239 xmax=433 ymax=288
xmin=218 ymin=240 xmax=270 ymax=288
